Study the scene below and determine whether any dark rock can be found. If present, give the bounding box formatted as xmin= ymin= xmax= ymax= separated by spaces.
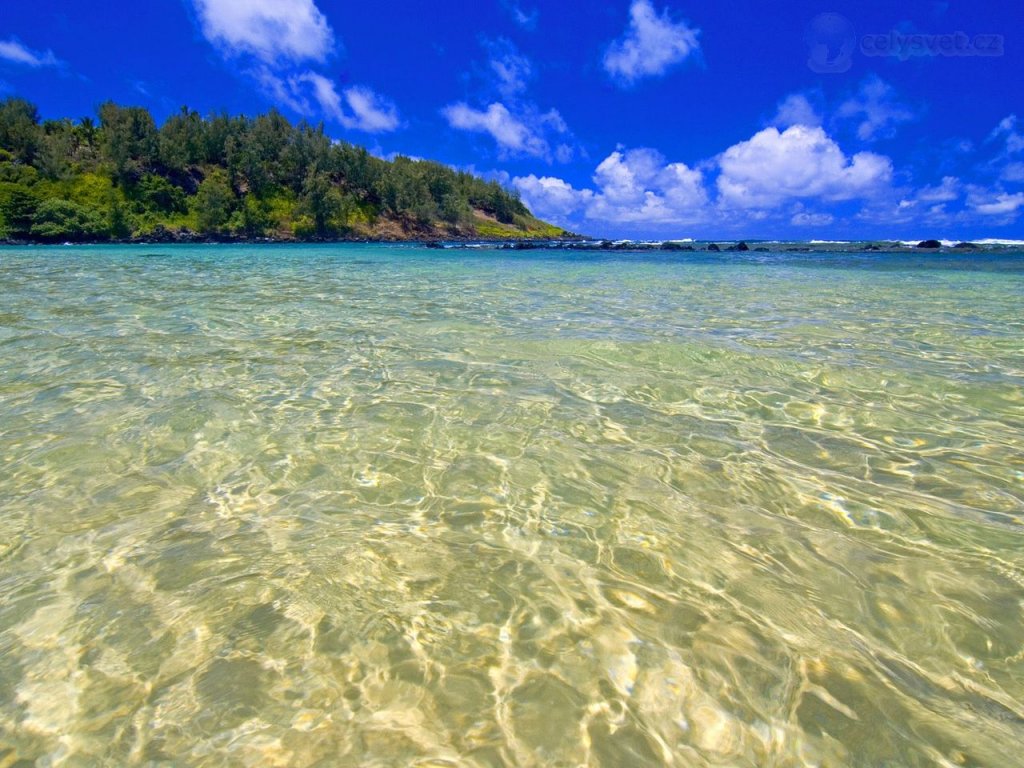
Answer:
xmin=706 ymin=243 xmax=721 ymax=251
xmin=953 ymin=241 xmax=980 ymax=250
xmin=916 ymin=239 xmax=942 ymax=249
xmin=736 ymin=241 xmax=750 ymax=251
xmin=424 ymin=240 xmax=444 ymax=249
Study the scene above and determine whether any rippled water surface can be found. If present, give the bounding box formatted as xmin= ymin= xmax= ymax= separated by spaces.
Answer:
xmin=1 ymin=244 xmax=1023 ymax=766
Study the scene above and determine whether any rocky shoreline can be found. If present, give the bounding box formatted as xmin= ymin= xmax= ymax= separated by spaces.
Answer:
xmin=423 ymin=238 xmax=1013 ymax=253
xmin=1 ymin=233 xmax=1017 ymax=252
xmin=0 ymin=223 xmax=568 ymax=247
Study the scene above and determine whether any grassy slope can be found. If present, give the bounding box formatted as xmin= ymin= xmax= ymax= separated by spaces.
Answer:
xmin=332 ymin=208 xmax=573 ymax=241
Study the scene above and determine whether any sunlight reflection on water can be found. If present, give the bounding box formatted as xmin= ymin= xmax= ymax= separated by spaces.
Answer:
xmin=0 ymin=245 xmax=1022 ymax=766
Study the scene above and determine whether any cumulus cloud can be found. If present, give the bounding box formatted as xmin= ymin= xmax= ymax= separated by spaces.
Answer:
xmin=0 ymin=38 xmax=58 ymax=68
xmin=587 ymin=148 xmax=708 ymax=223
xmin=604 ymin=0 xmax=700 ymax=85
xmin=717 ymin=125 xmax=893 ymax=208
xmin=192 ymin=0 xmax=335 ymax=64
xmin=443 ymin=102 xmax=564 ymax=159
xmin=514 ymin=147 xmax=708 ymax=226
xmin=514 ymin=175 xmax=593 ymax=220
xmin=772 ymin=80 xmax=909 ymax=142
xmin=771 ymin=93 xmax=821 ymax=129
xmin=515 ymin=129 xmax=884 ymax=231
xmin=836 ymin=75 xmax=914 ymax=141
xmin=512 ymin=111 xmax=1020 ymax=235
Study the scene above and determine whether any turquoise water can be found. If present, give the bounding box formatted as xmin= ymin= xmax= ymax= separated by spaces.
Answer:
xmin=1 ymin=244 xmax=1022 ymax=766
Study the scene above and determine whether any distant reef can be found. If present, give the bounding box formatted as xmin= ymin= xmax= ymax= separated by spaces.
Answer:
xmin=0 ymin=97 xmax=572 ymax=244
xmin=424 ymin=239 xmax=1019 ymax=253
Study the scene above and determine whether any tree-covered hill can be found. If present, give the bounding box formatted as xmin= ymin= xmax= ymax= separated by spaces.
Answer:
xmin=0 ymin=97 xmax=570 ymax=243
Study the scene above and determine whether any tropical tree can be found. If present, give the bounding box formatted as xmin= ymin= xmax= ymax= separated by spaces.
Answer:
xmin=0 ymin=98 xmax=42 ymax=164
xmin=194 ymin=169 xmax=234 ymax=232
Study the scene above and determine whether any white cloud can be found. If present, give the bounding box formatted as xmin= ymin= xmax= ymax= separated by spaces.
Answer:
xmin=836 ymin=75 xmax=914 ymax=141
xmin=968 ymin=189 xmax=1024 ymax=216
xmin=443 ymin=102 xmax=541 ymax=156
xmin=340 ymin=85 xmax=401 ymax=132
xmin=603 ymin=0 xmax=700 ymax=85
xmin=516 ymin=103 xmax=1021 ymax=235
xmin=717 ymin=125 xmax=893 ymax=208
xmin=252 ymin=67 xmax=310 ymax=113
xmin=989 ymin=115 xmax=1024 ymax=154
xmin=502 ymin=0 xmax=538 ymax=30
xmin=442 ymin=102 xmax=566 ymax=159
xmin=514 ymin=175 xmax=592 ymax=219
xmin=483 ymin=38 xmax=532 ymax=99
xmin=791 ymin=211 xmax=835 ymax=226
xmin=986 ymin=115 xmax=1024 ymax=182
xmin=514 ymin=147 xmax=708 ymax=226
xmin=0 ymin=38 xmax=58 ymax=68
xmin=1001 ymin=163 xmax=1024 ymax=183
xmin=864 ymin=182 xmax=1024 ymax=227
xmin=259 ymin=71 xmax=400 ymax=133
xmin=291 ymin=71 xmax=341 ymax=116
xmin=192 ymin=0 xmax=400 ymax=134
xmin=771 ymin=93 xmax=821 ymax=129
xmin=446 ymin=39 xmax=576 ymax=162
xmin=587 ymin=148 xmax=708 ymax=223
xmin=192 ymin=0 xmax=334 ymax=64
xmin=916 ymin=176 xmax=960 ymax=203
xmin=459 ymin=166 xmax=512 ymax=187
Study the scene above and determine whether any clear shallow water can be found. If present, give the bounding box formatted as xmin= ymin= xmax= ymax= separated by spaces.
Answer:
xmin=1 ymin=244 xmax=1022 ymax=767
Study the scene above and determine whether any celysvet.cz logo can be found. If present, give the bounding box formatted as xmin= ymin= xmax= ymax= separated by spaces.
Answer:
xmin=806 ymin=13 xmax=858 ymax=73
xmin=862 ymin=31 xmax=1003 ymax=59
xmin=806 ymin=13 xmax=1004 ymax=73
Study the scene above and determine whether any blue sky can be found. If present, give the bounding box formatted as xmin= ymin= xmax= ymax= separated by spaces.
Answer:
xmin=2 ymin=0 xmax=1022 ymax=239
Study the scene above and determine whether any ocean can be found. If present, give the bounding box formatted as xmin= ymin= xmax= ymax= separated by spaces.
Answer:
xmin=1 ymin=243 xmax=1022 ymax=765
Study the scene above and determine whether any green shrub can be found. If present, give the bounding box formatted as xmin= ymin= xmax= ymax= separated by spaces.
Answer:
xmin=29 ymin=198 xmax=107 ymax=241
xmin=193 ymin=169 xmax=234 ymax=232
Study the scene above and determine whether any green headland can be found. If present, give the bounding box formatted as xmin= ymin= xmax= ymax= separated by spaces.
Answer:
xmin=0 ymin=97 xmax=570 ymax=243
